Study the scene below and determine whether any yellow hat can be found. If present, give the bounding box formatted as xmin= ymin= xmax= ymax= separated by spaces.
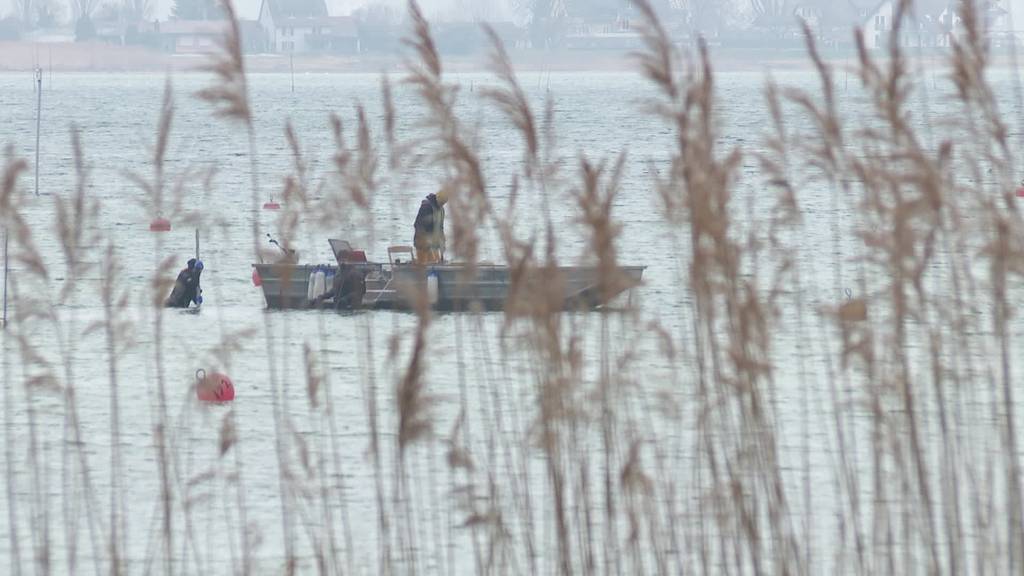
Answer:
xmin=435 ymin=187 xmax=450 ymax=206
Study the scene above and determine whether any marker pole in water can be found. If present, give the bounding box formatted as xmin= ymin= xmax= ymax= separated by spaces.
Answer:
xmin=2 ymin=227 xmax=8 ymax=329
xmin=195 ymin=228 xmax=200 ymax=259
xmin=34 ymin=66 xmax=42 ymax=197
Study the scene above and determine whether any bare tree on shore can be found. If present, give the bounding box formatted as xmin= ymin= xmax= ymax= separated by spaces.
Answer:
xmin=72 ymin=0 xmax=100 ymax=21
xmin=14 ymin=0 xmax=35 ymax=24
xmin=123 ymin=0 xmax=153 ymax=22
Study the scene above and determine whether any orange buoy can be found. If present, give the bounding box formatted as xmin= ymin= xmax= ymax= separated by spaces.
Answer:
xmin=149 ymin=217 xmax=171 ymax=232
xmin=252 ymin=267 xmax=263 ymax=286
xmin=263 ymin=200 xmax=281 ymax=210
xmin=838 ymin=288 xmax=867 ymax=323
xmin=838 ymin=298 xmax=867 ymax=322
xmin=196 ymin=370 xmax=235 ymax=402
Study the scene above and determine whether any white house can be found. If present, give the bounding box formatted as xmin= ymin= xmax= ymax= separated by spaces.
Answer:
xmin=861 ymin=0 xmax=895 ymax=50
xmin=1008 ymin=0 xmax=1024 ymax=31
xmin=157 ymin=20 xmax=231 ymax=54
xmin=862 ymin=0 xmax=1019 ymax=51
xmin=991 ymin=0 xmax=1024 ymax=43
xmin=258 ymin=0 xmax=360 ymax=54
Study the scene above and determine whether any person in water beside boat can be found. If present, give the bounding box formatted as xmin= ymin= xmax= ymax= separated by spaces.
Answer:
xmin=312 ymin=264 xmax=367 ymax=310
xmin=165 ymin=258 xmax=204 ymax=308
xmin=413 ymin=187 xmax=448 ymax=264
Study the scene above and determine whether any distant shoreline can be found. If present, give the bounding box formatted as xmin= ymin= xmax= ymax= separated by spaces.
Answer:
xmin=0 ymin=40 xmax=1001 ymax=75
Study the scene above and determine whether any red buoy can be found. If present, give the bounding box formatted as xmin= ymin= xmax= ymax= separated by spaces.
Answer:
xmin=197 ymin=371 xmax=235 ymax=402
xmin=263 ymin=201 xmax=281 ymax=210
xmin=1016 ymin=187 xmax=1024 ymax=198
xmin=149 ymin=217 xmax=171 ymax=232
xmin=252 ymin=267 xmax=263 ymax=287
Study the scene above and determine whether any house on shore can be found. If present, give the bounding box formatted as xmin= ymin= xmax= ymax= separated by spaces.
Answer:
xmin=156 ymin=20 xmax=228 ymax=54
xmin=155 ymin=19 xmax=264 ymax=54
xmin=258 ymin=0 xmax=360 ymax=54
xmin=563 ymin=8 xmax=641 ymax=50
xmin=859 ymin=0 xmax=1010 ymax=51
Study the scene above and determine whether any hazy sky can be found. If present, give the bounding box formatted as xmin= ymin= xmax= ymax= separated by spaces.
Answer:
xmin=0 ymin=0 xmax=515 ymax=22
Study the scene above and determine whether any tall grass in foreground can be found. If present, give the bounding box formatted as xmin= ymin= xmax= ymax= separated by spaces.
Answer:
xmin=3 ymin=0 xmax=1024 ymax=573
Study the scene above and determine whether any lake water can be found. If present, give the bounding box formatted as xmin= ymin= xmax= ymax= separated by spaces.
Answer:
xmin=3 ymin=60 xmax=1024 ymax=574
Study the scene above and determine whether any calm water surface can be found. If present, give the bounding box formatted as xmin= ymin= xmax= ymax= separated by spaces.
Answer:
xmin=2 ymin=66 xmax=1024 ymax=573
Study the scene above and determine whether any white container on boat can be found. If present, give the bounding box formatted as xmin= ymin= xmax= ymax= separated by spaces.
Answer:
xmin=307 ymin=270 xmax=317 ymax=301
xmin=312 ymin=269 xmax=327 ymax=300
xmin=324 ymin=268 xmax=336 ymax=292
xmin=427 ymin=272 xmax=439 ymax=306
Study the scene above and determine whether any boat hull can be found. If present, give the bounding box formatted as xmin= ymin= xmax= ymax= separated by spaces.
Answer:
xmin=253 ymin=263 xmax=644 ymax=311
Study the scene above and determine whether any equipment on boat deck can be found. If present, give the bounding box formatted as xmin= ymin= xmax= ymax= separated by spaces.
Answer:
xmin=252 ymin=239 xmax=644 ymax=312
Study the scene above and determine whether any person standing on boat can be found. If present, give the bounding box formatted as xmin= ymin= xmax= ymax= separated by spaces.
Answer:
xmin=413 ymin=187 xmax=449 ymax=264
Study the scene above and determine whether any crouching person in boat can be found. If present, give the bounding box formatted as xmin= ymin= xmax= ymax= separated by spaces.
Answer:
xmin=413 ymin=187 xmax=448 ymax=264
xmin=313 ymin=264 xmax=367 ymax=310
xmin=165 ymin=258 xmax=204 ymax=308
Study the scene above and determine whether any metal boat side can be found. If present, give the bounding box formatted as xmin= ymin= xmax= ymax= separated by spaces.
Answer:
xmin=254 ymin=262 xmax=644 ymax=311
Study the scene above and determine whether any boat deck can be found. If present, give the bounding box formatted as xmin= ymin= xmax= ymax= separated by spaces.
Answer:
xmin=253 ymin=262 xmax=644 ymax=311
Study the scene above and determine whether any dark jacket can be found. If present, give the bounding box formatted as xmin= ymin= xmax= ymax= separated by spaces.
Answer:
xmin=331 ymin=265 xmax=367 ymax=310
xmin=182 ymin=268 xmax=202 ymax=306
xmin=413 ymin=193 xmax=445 ymax=250
xmin=165 ymin=268 xmax=194 ymax=308
xmin=165 ymin=265 xmax=202 ymax=308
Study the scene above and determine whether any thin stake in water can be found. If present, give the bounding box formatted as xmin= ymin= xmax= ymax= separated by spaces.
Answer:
xmin=2 ymin=226 xmax=7 ymax=329
xmin=34 ymin=66 xmax=42 ymax=197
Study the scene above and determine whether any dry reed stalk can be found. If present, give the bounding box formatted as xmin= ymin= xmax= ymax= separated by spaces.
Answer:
xmin=196 ymin=0 xmax=250 ymax=126
xmin=7 ymin=0 xmax=1024 ymax=572
xmin=481 ymin=25 xmax=538 ymax=176
xmin=0 ymin=147 xmax=29 ymax=575
xmin=4 ymin=127 xmax=119 ymax=573
xmin=634 ymin=1 xmax=803 ymax=572
xmin=399 ymin=6 xmax=489 ymax=571
xmin=573 ymin=156 xmax=631 ymax=305
xmin=460 ymin=28 xmax=551 ymax=552
xmin=951 ymin=4 xmax=1024 ymax=572
xmin=783 ymin=26 xmax=875 ymax=573
xmin=57 ymin=127 xmax=105 ymax=576
xmin=478 ymin=30 xmax=611 ymax=567
xmin=320 ymin=110 xmax=377 ymax=242
xmin=405 ymin=1 xmax=489 ymax=274
xmin=123 ymin=78 xmax=185 ymax=576
xmin=771 ymin=1 xmax=1024 ymax=573
xmin=198 ymin=1 xmax=294 ymax=570
xmin=396 ymin=296 xmax=434 ymax=456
